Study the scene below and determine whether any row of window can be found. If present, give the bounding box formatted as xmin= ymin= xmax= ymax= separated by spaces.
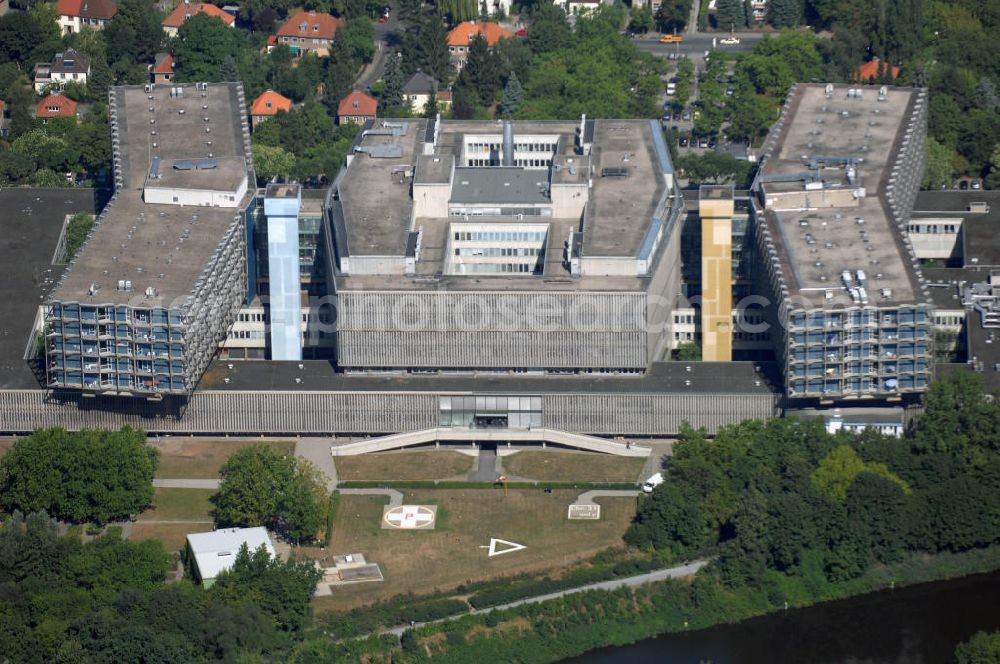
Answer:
xmin=907 ymin=223 xmax=959 ymax=234
xmin=455 ymin=262 xmax=539 ymax=274
xmin=453 ymin=231 xmax=546 ymax=242
xmin=454 ymin=247 xmax=543 ymax=257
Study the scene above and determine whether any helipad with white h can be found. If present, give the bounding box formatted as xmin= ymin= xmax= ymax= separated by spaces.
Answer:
xmin=381 ymin=504 xmax=438 ymax=530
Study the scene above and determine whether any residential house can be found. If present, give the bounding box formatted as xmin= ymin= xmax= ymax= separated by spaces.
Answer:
xmin=186 ymin=527 xmax=277 ymax=588
xmin=446 ymin=20 xmax=513 ymax=70
xmin=275 ymin=10 xmax=344 ymax=57
xmin=403 ymin=71 xmax=451 ymax=115
xmin=337 ymin=90 xmax=377 ymax=125
xmin=35 ymin=93 xmax=78 ymax=122
xmin=150 ymin=53 xmax=175 ymax=85
xmin=855 ymin=57 xmax=900 ymax=82
xmin=34 ymin=49 xmax=90 ymax=93
xmin=250 ymin=89 xmax=292 ymax=129
xmin=162 ymin=0 xmax=236 ymax=38
xmin=56 ymin=0 xmax=117 ymax=35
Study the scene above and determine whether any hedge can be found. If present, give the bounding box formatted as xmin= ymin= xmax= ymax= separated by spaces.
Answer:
xmin=337 ymin=480 xmax=638 ymax=491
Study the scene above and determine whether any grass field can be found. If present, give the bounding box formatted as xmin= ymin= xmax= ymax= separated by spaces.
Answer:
xmin=152 ymin=439 xmax=295 ymax=479
xmin=502 ymin=451 xmax=646 ymax=483
xmin=139 ymin=488 xmax=216 ymax=522
xmin=315 ymin=488 xmax=637 ymax=612
xmin=130 ymin=522 xmax=203 ymax=552
xmin=335 ymin=451 xmax=475 ymax=481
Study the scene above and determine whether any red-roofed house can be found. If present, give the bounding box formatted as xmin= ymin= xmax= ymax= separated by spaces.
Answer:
xmin=56 ymin=0 xmax=117 ymax=35
xmin=36 ymin=93 xmax=78 ymax=122
xmin=447 ymin=20 xmax=512 ymax=69
xmin=250 ymin=89 xmax=292 ymax=129
xmin=275 ymin=10 xmax=344 ymax=57
xmin=162 ymin=1 xmax=236 ymax=37
xmin=337 ymin=90 xmax=376 ymax=125
xmin=854 ymin=57 xmax=900 ymax=83
xmin=151 ymin=53 xmax=175 ymax=84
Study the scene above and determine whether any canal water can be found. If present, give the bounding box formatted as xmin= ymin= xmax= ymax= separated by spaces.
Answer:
xmin=564 ymin=571 xmax=1000 ymax=664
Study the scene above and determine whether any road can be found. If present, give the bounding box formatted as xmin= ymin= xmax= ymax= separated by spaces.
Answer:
xmin=381 ymin=559 xmax=710 ymax=637
xmin=634 ymin=31 xmax=766 ymax=59
xmin=355 ymin=4 xmax=400 ymax=91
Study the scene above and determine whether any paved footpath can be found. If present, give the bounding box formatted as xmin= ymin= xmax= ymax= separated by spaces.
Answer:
xmin=152 ymin=479 xmax=220 ymax=489
xmin=572 ymin=489 xmax=640 ymax=506
xmin=338 ymin=487 xmax=404 ymax=506
xmin=382 ymin=559 xmax=710 ymax=636
xmin=294 ymin=438 xmax=339 ymax=491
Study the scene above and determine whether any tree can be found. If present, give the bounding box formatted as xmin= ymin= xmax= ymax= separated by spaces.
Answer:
xmin=923 ymin=137 xmax=955 ymax=189
xmin=0 ymin=428 xmax=157 ymax=524
xmin=323 ymin=34 xmax=357 ymax=117
xmin=341 ymin=14 xmax=376 ymax=64
xmin=402 ymin=13 xmax=451 ymax=82
xmin=499 ymin=70 xmax=523 ymax=118
xmin=528 ymin=3 xmax=572 ymax=55
xmin=768 ymin=0 xmax=801 ymax=28
xmin=0 ymin=10 xmax=61 ymax=70
xmin=810 ymin=445 xmax=909 ymax=501
xmin=172 ymin=13 xmax=243 ymax=81
xmin=211 ymin=543 xmax=323 ymax=632
xmin=986 ymin=144 xmax=1000 ymax=190
xmin=715 ymin=0 xmax=745 ymax=31
xmin=974 ymin=77 xmax=1000 ymax=113
xmin=458 ymin=35 xmax=501 ymax=106
xmin=628 ymin=6 xmax=654 ymax=34
xmin=105 ymin=0 xmax=164 ymax=63
xmin=955 ymin=630 xmax=1000 ymax=664
xmin=655 ymin=0 xmax=693 ymax=33
xmin=214 ymin=445 xmax=328 ymax=543
xmin=674 ymin=341 xmax=701 ymax=361
xmin=381 ymin=54 xmax=405 ymax=109
xmin=252 ymin=143 xmax=296 ymax=183
xmin=625 ymin=483 xmax=706 ymax=555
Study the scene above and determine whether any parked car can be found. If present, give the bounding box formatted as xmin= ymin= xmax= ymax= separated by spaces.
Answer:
xmin=972 ymin=179 xmax=982 ymax=190
xmin=698 ymin=138 xmax=709 ymax=148
xmin=682 ymin=110 xmax=691 ymax=121
xmin=679 ymin=136 xmax=689 ymax=147
xmin=960 ymin=180 xmax=970 ymax=190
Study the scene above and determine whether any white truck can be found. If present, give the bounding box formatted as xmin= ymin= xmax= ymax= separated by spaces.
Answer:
xmin=642 ymin=472 xmax=664 ymax=494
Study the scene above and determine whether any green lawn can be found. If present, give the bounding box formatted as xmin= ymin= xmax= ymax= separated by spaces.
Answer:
xmin=138 ymin=488 xmax=216 ymax=522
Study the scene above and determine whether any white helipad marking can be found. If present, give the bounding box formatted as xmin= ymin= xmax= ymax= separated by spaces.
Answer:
xmin=479 ymin=538 xmax=527 ymax=557
xmin=382 ymin=505 xmax=437 ymax=529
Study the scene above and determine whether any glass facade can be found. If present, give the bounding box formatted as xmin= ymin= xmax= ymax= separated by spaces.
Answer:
xmin=438 ymin=395 xmax=543 ymax=429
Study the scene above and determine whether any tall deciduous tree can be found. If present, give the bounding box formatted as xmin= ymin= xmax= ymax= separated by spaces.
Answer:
xmin=173 ymin=13 xmax=243 ymax=81
xmin=715 ymin=0 xmax=745 ymax=31
xmin=214 ymin=444 xmax=328 ymax=543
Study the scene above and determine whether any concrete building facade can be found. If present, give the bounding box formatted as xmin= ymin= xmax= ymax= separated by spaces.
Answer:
xmin=752 ymin=83 xmax=933 ymax=403
xmin=329 ymin=116 xmax=684 ymax=374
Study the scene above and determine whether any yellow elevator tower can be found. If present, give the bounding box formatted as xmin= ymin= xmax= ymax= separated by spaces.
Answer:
xmin=699 ymin=185 xmax=734 ymax=362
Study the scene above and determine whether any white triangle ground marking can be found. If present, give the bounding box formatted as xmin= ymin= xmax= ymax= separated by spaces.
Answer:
xmin=479 ymin=537 xmax=527 ymax=557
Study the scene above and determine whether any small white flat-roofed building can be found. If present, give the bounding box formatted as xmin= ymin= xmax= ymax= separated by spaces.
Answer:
xmin=187 ymin=527 xmax=276 ymax=587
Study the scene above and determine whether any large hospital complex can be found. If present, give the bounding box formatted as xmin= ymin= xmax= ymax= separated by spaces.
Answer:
xmin=2 ymin=80 xmax=997 ymax=441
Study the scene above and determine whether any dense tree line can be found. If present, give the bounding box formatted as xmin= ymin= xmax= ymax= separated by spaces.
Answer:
xmin=626 ymin=372 xmax=1000 ymax=587
xmin=0 ymin=428 xmax=157 ymax=524
xmin=0 ymin=511 xmax=321 ymax=662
